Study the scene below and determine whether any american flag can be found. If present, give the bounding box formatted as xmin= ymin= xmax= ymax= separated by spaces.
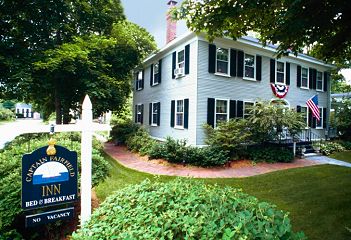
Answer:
xmin=306 ymin=95 xmax=320 ymax=121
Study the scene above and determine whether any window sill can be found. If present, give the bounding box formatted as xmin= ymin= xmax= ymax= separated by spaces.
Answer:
xmin=300 ymin=86 xmax=309 ymax=90
xmin=316 ymin=127 xmax=323 ymax=130
xmin=151 ymin=83 xmax=160 ymax=87
xmin=274 ymin=82 xmax=286 ymax=86
xmin=174 ymin=126 xmax=184 ymax=130
xmin=136 ymin=88 xmax=143 ymax=91
xmin=175 ymin=74 xmax=185 ymax=79
xmin=316 ymin=89 xmax=324 ymax=92
xmin=150 ymin=124 xmax=158 ymax=127
xmin=243 ymin=77 xmax=256 ymax=82
xmin=214 ymin=73 xmax=230 ymax=78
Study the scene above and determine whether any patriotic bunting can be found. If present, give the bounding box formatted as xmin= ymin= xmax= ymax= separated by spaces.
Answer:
xmin=270 ymin=83 xmax=289 ymax=98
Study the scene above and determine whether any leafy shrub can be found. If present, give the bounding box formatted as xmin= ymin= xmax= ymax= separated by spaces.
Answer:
xmin=340 ymin=141 xmax=351 ymax=150
xmin=320 ymin=141 xmax=345 ymax=155
xmin=0 ymin=107 xmax=15 ymax=121
xmin=72 ymin=179 xmax=305 ymax=240
xmin=110 ymin=120 xmax=139 ymax=144
xmin=246 ymin=145 xmax=294 ymax=163
xmin=204 ymin=119 xmax=251 ymax=156
xmin=126 ymin=127 xmax=153 ymax=153
xmin=0 ymin=133 xmax=110 ymax=237
xmin=147 ymin=138 xmax=230 ymax=167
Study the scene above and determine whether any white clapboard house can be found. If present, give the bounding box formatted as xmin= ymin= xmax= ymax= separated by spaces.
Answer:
xmin=132 ymin=1 xmax=333 ymax=146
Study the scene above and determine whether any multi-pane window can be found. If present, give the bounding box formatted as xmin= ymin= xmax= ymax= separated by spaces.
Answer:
xmin=244 ymin=54 xmax=255 ymax=79
xmin=244 ymin=102 xmax=255 ymax=119
xmin=177 ymin=50 xmax=185 ymax=69
xmin=215 ymin=99 xmax=228 ymax=127
xmin=316 ymin=107 xmax=323 ymax=128
xmin=152 ymin=103 xmax=158 ymax=125
xmin=301 ymin=67 xmax=308 ymax=88
xmin=301 ymin=107 xmax=308 ymax=127
xmin=153 ymin=62 xmax=160 ymax=85
xmin=136 ymin=71 xmax=143 ymax=90
xmin=136 ymin=105 xmax=143 ymax=123
xmin=175 ymin=100 xmax=184 ymax=127
xmin=276 ymin=61 xmax=285 ymax=84
xmin=316 ymin=71 xmax=323 ymax=90
xmin=216 ymin=48 xmax=229 ymax=75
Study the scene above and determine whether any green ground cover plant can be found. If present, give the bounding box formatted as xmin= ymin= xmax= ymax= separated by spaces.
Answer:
xmin=95 ymin=155 xmax=351 ymax=240
xmin=0 ymin=133 xmax=110 ymax=239
xmin=75 ymin=179 xmax=305 ymax=240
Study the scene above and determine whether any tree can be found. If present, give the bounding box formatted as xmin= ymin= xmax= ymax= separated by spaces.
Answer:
xmin=33 ymin=24 xmax=156 ymax=123
xmin=248 ymin=101 xmax=305 ymax=143
xmin=0 ymin=0 xmax=156 ymax=123
xmin=174 ymin=0 xmax=351 ymax=64
xmin=334 ymin=98 xmax=351 ymax=140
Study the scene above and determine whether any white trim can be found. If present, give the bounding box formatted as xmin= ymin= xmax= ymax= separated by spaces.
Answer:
xmin=275 ymin=60 xmax=286 ymax=85
xmin=243 ymin=53 xmax=256 ymax=80
xmin=316 ymin=107 xmax=323 ymax=129
xmin=214 ymin=72 xmax=231 ymax=78
xmin=301 ymin=67 xmax=309 ymax=89
xmin=214 ymin=98 xmax=230 ymax=128
xmin=215 ymin=47 xmax=230 ymax=75
xmin=243 ymin=101 xmax=255 ymax=119
xmin=175 ymin=99 xmax=185 ymax=129
xmin=316 ymin=71 xmax=324 ymax=91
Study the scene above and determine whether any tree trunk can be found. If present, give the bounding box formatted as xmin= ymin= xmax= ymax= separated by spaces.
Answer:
xmin=55 ymin=88 xmax=62 ymax=124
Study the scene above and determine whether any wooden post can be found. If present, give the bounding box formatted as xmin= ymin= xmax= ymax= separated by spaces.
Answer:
xmin=80 ymin=95 xmax=93 ymax=225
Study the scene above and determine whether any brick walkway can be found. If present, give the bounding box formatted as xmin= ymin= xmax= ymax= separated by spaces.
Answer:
xmin=104 ymin=143 xmax=323 ymax=178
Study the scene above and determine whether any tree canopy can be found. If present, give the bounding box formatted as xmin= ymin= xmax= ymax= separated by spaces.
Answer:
xmin=0 ymin=0 xmax=156 ymax=123
xmin=174 ymin=0 xmax=351 ymax=65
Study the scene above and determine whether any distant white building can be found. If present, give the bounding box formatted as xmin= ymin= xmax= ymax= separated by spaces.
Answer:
xmin=15 ymin=103 xmax=32 ymax=118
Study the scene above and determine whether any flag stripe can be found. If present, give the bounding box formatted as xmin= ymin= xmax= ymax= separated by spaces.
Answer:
xmin=306 ymin=95 xmax=320 ymax=121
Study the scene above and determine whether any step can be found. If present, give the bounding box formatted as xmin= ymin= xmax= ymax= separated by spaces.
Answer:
xmin=303 ymin=153 xmax=321 ymax=157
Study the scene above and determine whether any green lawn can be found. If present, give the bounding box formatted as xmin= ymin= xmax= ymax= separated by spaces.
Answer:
xmin=331 ymin=151 xmax=351 ymax=164
xmin=96 ymin=154 xmax=351 ymax=240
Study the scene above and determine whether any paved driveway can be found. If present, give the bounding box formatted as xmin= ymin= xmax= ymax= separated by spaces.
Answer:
xmin=0 ymin=119 xmax=47 ymax=149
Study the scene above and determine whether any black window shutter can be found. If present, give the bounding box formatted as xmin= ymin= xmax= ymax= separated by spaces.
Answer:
xmin=149 ymin=103 xmax=152 ymax=125
xmin=230 ymin=49 xmax=237 ymax=77
xmin=134 ymin=105 xmax=137 ymax=123
xmin=270 ymin=59 xmax=275 ymax=83
xmin=312 ymin=117 xmax=316 ymax=128
xmin=184 ymin=99 xmax=189 ymax=129
xmin=297 ymin=66 xmax=301 ymax=87
xmin=170 ymin=100 xmax=175 ymax=127
xmin=150 ymin=64 xmax=154 ymax=86
xmin=237 ymin=100 xmax=243 ymax=118
xmin=309 ymin=68 xmax=313 ymax=89
xmin=297 ymin=105 xmax=301 ymax=112
xmin=157 ymin=102 xmax=161 ymax=126
xmin=313 ymin=69 xmax=317 ymax=89
xmin=229 ymin=100 xmax=237 ymax=118
xmin=323 ymin=72 xmax=328 ymax=92
xmin=185 ymin=44 xmax=190 ymax=75
xmin=237 ymin=50 xmax=244 ymax=77
xmin=208 ymin=44 xmax=216 ymax=73
xmin=323 ymin=108 xmax=327 ymax=129
xmin=256 ymin=55 xmax=262 ymax=81
xmin=158 ymin=59 xmax=162 ymax=84
xmin=172 ymin=51 xmax=176 ymax=79
xmin=207 ymin=98 xmax=215 ymax=127
xmin=286 ymin=62 xmax=290 ymax=85
xmin=140 ymin=104 xmax=144 ymax=124
xmin=141 ymin=70 xmax=144 ymax=89
xmin=308 ymin=109 xmax=312 ymax=128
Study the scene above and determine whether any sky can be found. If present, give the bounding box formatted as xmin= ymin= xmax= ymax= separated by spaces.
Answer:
xmin=120 ymin=0 xmax=351 ymax=85
xmin=120 ymin=0 xmax=188 ymax=48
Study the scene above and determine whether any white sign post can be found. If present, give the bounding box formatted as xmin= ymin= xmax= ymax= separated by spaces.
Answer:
xmin=80 ymin=95 xmax=93 ymax=224
xmin=13 ymin=94 xmax=111 ymax=225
